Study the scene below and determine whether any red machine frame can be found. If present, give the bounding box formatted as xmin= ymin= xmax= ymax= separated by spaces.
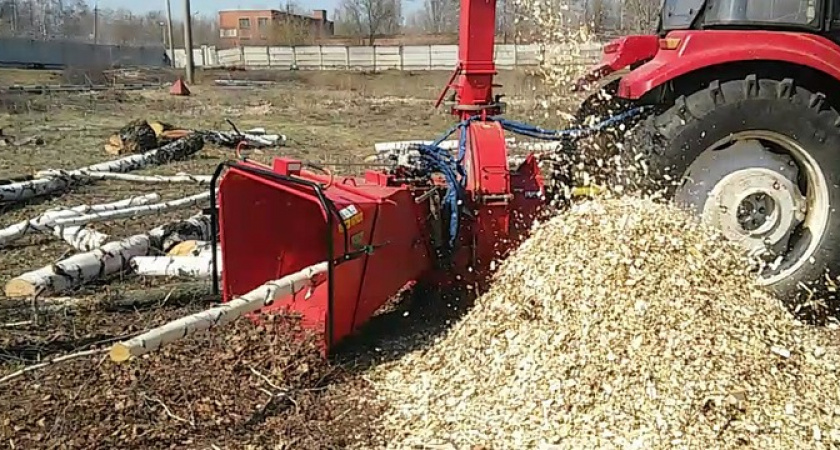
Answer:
xmin=212 ymin=0 xmax=546 ymax=354
xmin=578 ymin=30 xmax=840 ymax=100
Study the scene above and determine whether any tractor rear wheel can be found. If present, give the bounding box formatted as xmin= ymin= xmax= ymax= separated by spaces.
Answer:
xmin=629 ymin=75 xmax=840 ymax=319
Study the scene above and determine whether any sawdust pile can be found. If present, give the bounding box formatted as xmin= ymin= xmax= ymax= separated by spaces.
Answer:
xmin=1 ymin=315 xmax=384 ymax=449
xmin=371 ymin=196 xmax=840 ymax=449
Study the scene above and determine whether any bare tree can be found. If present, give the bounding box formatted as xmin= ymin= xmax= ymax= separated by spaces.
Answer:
xmin=335 ymin=0 xmax=401 ymax=45
xmin=267 ymin=15 xmax=314 ymax=45
xmin=621 ymin=0 xmax=659 ymax=33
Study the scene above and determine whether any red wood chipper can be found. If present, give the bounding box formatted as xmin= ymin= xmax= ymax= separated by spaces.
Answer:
xmin=206 ymin=0 xmax=643 ymax=353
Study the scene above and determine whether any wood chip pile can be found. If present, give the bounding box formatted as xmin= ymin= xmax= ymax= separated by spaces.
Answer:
xmin=370 ymin=196 xmax=840 ymax=449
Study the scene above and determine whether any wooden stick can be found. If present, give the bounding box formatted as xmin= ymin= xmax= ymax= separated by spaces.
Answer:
xmin=52 ymin=192 xmax=212 ymax=228
xmin=109 ymin=261 xmax=328 ymax=362
xmin=0 ymin=134 xmax=202 ymax=204
xmin=34 ymin=171 xmax=212 ymax=185
xmin=0 ymin=348 xmax=107 ymax=385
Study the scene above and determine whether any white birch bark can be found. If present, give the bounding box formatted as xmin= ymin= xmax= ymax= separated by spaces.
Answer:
xmin=130 ymin=250 xmax=220 ymax=278
xmin=4 ymin=234 xmax=154 ymax=298
xmin=0 ymin=194 xmax=160 ymax=248
xmin=4 ymin=214 xmax=215 ymax=298
xmin=109 ymin=261 xmax=328 ymax=362
xmin=0 ymin=135 xmax=202 ymax=203
xmin=52 ymin=226 xmax=110 ymax=251
xmin=34 ymin=171 xmax=212 ymax=185
xmin=51 ymin=192 xmax=212 ymax=228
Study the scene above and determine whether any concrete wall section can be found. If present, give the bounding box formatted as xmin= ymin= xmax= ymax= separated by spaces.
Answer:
xmin=0 ymin=38 xmax=168 ymax=69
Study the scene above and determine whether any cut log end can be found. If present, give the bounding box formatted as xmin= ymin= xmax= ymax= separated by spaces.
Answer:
xmin=5 ymin=279 xmax=37 ymax=298
xmin=109 ymin=344 xmax=133 ymax=363
xmin=168 ymin=240 xmax=201 ymax=256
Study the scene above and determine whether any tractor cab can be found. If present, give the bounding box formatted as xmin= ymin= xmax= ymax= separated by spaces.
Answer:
xmin=660 ymin=0 xmax=821 ymax=33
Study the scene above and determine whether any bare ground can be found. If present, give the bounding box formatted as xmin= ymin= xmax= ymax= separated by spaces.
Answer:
xmin=0 ymin=68 xmax=581 ymax=449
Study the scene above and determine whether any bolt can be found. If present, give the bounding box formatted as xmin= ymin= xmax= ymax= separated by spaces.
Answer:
xmin=773 ymin=181 xmax=781 ymax=190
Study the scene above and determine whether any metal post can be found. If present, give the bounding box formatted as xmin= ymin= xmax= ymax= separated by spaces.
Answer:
xmin=93 ymin=5 xmax=98 ymax=44
xmin=182 ymin=0 xmax=195 ymax=83
xmin=11 ymin=0 xmax=17 ymax=34
xmin=165 ymin=0 xmax=175 ymax=66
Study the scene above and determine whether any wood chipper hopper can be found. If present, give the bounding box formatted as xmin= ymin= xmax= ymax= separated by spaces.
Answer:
xmin=211 ymin=159 xmax=442 ymax=352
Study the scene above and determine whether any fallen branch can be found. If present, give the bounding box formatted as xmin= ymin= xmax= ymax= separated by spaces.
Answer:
xmin=4 ymin=214 xmax=215 ymax=298
xmin=0 ymin=348 xmax=107 ymax=385
xmin=0 ymin=134 xmax=203 ymax=204
xmin=34 ymin=171 xmax=211 ymax=185
xmin=52 ymin=192 xmax=212 ymax=228
xmin=0 ymin=194 xmax=160 ymax=249
xmin=109 ymin=261 xmax=328 ymax=362
xmin=200 ymin=130 xmax=286 ymax=148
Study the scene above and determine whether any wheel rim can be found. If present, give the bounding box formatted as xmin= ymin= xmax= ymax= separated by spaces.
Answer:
xmin=674 ymin=130 xmax=829 ymax=286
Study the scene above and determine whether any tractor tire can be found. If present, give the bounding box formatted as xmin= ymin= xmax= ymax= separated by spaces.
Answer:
xmin=574 ymin=79 xmax=633 ymax=126
xmin=627 ymin=74 xmax=840 ymax=320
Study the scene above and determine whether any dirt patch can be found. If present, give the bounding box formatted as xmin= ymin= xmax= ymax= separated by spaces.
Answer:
xmin=1 ymin=315 xmax=384 ymax=449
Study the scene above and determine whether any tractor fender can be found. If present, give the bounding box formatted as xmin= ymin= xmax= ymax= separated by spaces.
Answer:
xmin=618 ymin=30 xmax=840 ymax=100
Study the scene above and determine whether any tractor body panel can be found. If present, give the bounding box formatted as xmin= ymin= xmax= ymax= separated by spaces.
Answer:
xmin=618 ymin=30 xmax=840 ymax=99
xmin=574 ymin=35 xmax=659 ymax=90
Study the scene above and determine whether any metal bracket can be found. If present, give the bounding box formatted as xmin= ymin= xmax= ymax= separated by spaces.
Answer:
xmin=333 ymin=241 xmax=390 ymax=266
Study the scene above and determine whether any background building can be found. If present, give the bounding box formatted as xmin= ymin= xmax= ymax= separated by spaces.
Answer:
xmin=218 ymin=9 xmax=334 ymax=47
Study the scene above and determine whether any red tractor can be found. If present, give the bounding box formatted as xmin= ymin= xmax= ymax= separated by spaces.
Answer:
xmin=577 ymin=0 xmax=840 ymax=315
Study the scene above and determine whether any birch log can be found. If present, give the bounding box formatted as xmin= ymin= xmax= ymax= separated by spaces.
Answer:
xmin=5 ymin=234 xmax=154 ymax=298
xmin=130 ymin=244 xmax=220 ymax=278
xmin=34 ymin=171 xmax=212 ymax=185
xmin=109 ymin=261 xmax=328 ymax=362
xmin=0 ymin=194 xmax=160 ymax=248
xmin=130 ymin=253 xmax=220 ymax=278
xmin=51 ymin=192 xmax=212 ymax=228
xmin=0 ymin=134 xmax=203 ymax=203
xmin=4 ymin=214 xmax=215 ymax=298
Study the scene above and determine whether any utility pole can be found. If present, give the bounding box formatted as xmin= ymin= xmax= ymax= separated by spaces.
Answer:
xmin=93 ymin=4 xmax=98 ymax=44
xmin=165 ymin=0 xmax=175 ymax=66
xmin=182 ymin=0 xmax=195 ymax=83
xmin=11 ymin=0 xmax=17 ymax=35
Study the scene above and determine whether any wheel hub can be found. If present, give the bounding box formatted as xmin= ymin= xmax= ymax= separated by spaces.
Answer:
xmin=702 ymin=167 xmax=806 ymax=258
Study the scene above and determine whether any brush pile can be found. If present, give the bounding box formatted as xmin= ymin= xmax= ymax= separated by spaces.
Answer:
xmin=371 ymin=196 xmax=840 ymax=449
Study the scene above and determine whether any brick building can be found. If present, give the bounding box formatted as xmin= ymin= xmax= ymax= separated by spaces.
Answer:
xmin=218 ymin=9 xmax=334 ymax=47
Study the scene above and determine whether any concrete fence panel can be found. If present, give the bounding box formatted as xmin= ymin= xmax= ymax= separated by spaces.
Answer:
xmin=295 ymin=46 xmax=322 ymax=69
xmin=269 ymin=47 xmax=295 ymax=68
xmin=322 ymin=46 xmax=348 ymax=69
xmin=374 ymin=46 xmax=401 ymax=70
xmin=85 ymin=42 xmax=604 ymax=72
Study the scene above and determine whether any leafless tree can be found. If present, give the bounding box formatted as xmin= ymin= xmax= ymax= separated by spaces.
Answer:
xmin=620 ymin=0 xmax=659 ymax=33
xmin=335 ymin=0 xmax=401 ymax=45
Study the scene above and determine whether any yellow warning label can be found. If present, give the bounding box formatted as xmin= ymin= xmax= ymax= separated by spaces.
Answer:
xmin=337 ymin=204 xmax=363 ymax=233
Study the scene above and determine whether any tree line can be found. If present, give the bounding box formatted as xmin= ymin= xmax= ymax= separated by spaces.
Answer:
xmin=0 ymin=0 xmax=217 ymax=47
xmin=0 ymin=0 xmax=659 ymax=47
